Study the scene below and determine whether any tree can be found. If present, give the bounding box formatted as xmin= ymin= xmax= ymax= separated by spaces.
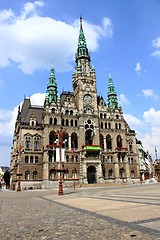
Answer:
xmin=3 ymin=170 xmax=10 ymax=189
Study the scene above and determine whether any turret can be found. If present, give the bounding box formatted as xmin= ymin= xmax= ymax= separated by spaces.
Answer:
xmin=45 ymin=64 xmax=58 ymax=105
xmin=107 ymin=73 xmax=119 ymax=110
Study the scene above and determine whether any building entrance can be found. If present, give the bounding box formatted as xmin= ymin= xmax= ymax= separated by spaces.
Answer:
xmin=87 ymin=165 xmax=97 ymax=184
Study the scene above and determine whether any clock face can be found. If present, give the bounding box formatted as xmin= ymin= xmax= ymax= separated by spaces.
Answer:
xmin=84 ymin=94 xmax=92 ymax=105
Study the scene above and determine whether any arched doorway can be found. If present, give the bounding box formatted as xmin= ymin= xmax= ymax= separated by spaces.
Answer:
xmin=87 ymin=165 xmax=97 ymax=184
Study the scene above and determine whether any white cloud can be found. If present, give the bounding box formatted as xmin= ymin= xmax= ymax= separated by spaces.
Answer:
xmin=123 ymin=114 xmax=144 ymax=132
xmin=142 ymin=89 xmax=158 ymax=99
xmin=151 ymin=50 xmax=160 ymax=57
xmin=119 ymin=94 xmax=130 ymax=105
xmin=151 ymin=37 xmax=160 ymax=57
xmin=134 ymin=62 xmax=142 ymax=74
xmin=0 ymin=1 xmax=113 ymax=74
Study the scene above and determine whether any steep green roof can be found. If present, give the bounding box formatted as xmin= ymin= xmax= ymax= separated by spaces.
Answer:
xmin=45 ymin=64 xmax=58 ymax=104
xmin=107 ymin=73 xmax=118 ymax=110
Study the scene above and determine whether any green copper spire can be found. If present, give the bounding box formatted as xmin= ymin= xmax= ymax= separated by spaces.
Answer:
xmin=76 ymin=17 xmax=90 ymax=62
xmin=107 ymin=73 xmax=118 ymax=110
xmin=45 ymin=64 xmax=58 ymax=104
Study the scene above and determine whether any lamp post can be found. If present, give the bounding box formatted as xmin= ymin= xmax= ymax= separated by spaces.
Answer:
xmin=57 ymin=129 xmax=67 ymax=195
xmin=16 ymin=145 xmax=23 ymax=192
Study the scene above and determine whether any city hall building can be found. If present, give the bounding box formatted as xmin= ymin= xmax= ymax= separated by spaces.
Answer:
xmin=10 ymin=18 xmax=140 ymax=190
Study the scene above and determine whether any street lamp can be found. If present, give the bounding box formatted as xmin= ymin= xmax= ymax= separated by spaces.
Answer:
xmin=56 ymin=129 xmax=67 ymax=195
xmin=16 ymin=145 xmax=24 ymax=192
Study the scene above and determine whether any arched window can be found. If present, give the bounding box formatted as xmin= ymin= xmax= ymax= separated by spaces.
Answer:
xmin=33 ymin=171 xmax=38 ymax=180
xmin=106 ymin=135 xmax=112 ymax=150
xmin=52 ymin=108 xmax=55 ymax=113
xmin=25 ymin=171 xmax=30 ymax=180
xmin=100 ymin=113 xmax=103 ymax=119
xmin=71 ymin=132 xmax=78 ymax=149
xmin=101 ymin=122 xmax=103 ymax=128
xmin=49 ymin=131 xmax=57 ymax=145
xmin=25 ymin=136 xmax=30 ymax=149
xmin=115 ymin=123 xmax=118 ymax=129
xmin=49 ymin=118 xmax=52 ymax=124
xmin=34 ymin=136 xmax=40 ymax=150
xmin=119 ymin=168 xmax=125 ymax=178
xmin=30 ymin=156 xmax=33 ymax=163
xmin=70 ymin=120 xmax=74 ymax=126
xmin=75 ymin=120 xmax=78 ymax=127
xmin=131 ymin=170 xmax=135 ymax=178
xmin=108 ymin=122 xmax=111 ymax=129
xmin=54 ymin=118 xmax=57 ymax=125
xmin=65 ymin=110 xmax=69 ymax=115
xmin=105 ymin=123 xmax=107 ymax=129
xmin=66 ymin=119 xmax=69 ymax=126
xmin=70 ymin=110 xmax=73 ymax=115
xmin=100 ymin=134 xmax=104 ymax=150
xmin=108 ymin=169 xmax=113 ymax=178
xmin=104 ymin=114 xmax=106 ymax=119
xmin=35 ymin=156 xmax=38 ymax=163
xmin=61 ymin=119 xmax=64 ymax=126
xmin=117 ymin=135 xmax=122 ymax=148
xmin=25 ymin=156 xmax=29 ymax=164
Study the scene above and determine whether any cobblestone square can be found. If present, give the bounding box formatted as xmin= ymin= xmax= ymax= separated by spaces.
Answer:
xmin=0 ymin=183 xmax=160 ymax=239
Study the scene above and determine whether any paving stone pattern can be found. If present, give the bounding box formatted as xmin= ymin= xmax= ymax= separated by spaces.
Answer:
xmin=0 ymin=184 xmax=160 ymax=240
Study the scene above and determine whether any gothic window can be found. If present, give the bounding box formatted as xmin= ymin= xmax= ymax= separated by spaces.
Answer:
xmin=30 ymin=156 xmax=33 ymax=163
xmin=33 ymin=171 xmax=38 ymax=180
xmin=105 ymin=123 xmax=107 ymax=129
xmin=116 ymin=114 xmax=119 ymax=119
xmin=25 ymin=171 xmax=30 ymax=180
xmin=75 ymin=120 xmax=78 ymax=127
xmin=101 ymin=122 xmax=103 ymax=128
xmin=31 ymin=121 xmax=34 ymax=126
xmin=35 ymin=156 xmax=38 ymax=163
xmin=117 ymin=135 xmax=122 ymax=148
xmin=48 ymin=151 xmax=52 ymax=162
xmin=85 ymin=129 xmax=93 ymax=145
xmin=106 ymin=135 xmax=112 ymax=150
xmin=119 ymin=123 xmax=121 ymax=129
xmin=49 ymin=118 xmax=53 ymax=124
xmin=25 ymin=156 xmax=29 ymax=164
xmin=34 ymin=136 xmax=40 ymax=150
xmin=108 ymin=122 xmax=111 ymax=129
xmin=25 ymin=136 xmax=30 ymax=150
xmin=104 ymin=114 xmax=106 ymax=119
xmin=115 ymin=123 xmax=118 ymax=129
xmin=100 ymin=113 xmax=103 ymax=119
xmin=129 ymin=142 xmax=133 ymax=152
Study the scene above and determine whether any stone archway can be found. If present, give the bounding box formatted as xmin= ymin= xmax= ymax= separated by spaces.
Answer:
xmin=87 ymin=165 xmax=97 ymax=184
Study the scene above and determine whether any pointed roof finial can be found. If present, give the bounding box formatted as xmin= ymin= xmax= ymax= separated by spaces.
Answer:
xmin=80 ymin=16 xmax=82 ymax=30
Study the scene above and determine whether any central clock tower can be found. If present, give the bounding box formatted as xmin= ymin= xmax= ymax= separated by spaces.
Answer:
xmin=72 ymin=17 xmax=98 ymax=115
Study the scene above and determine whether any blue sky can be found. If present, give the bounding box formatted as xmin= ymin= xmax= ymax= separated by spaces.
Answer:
xmin=0 ymin=0 xmax=160 ymax=166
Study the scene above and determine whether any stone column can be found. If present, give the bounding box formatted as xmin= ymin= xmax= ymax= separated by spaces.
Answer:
xmin=104 ymin=137 xmax=107 ymax=151
xmin=42 ymin=151 xmax=49 ymax=189
xmin=114 ymin=154 xmax=119 ymax=182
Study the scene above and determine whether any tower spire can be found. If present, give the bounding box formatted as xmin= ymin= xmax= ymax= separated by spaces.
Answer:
xmin=45 ymin=64 xmax=58 ymax=105
xmin=75 ymin=17 xmax=90 ymax=63
xmin=107 ymin=73 xmax=118 ymax=110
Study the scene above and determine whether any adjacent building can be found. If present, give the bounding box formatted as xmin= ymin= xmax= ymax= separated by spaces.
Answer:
xmin=10 ymin=18 xmax=140 ymax=190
